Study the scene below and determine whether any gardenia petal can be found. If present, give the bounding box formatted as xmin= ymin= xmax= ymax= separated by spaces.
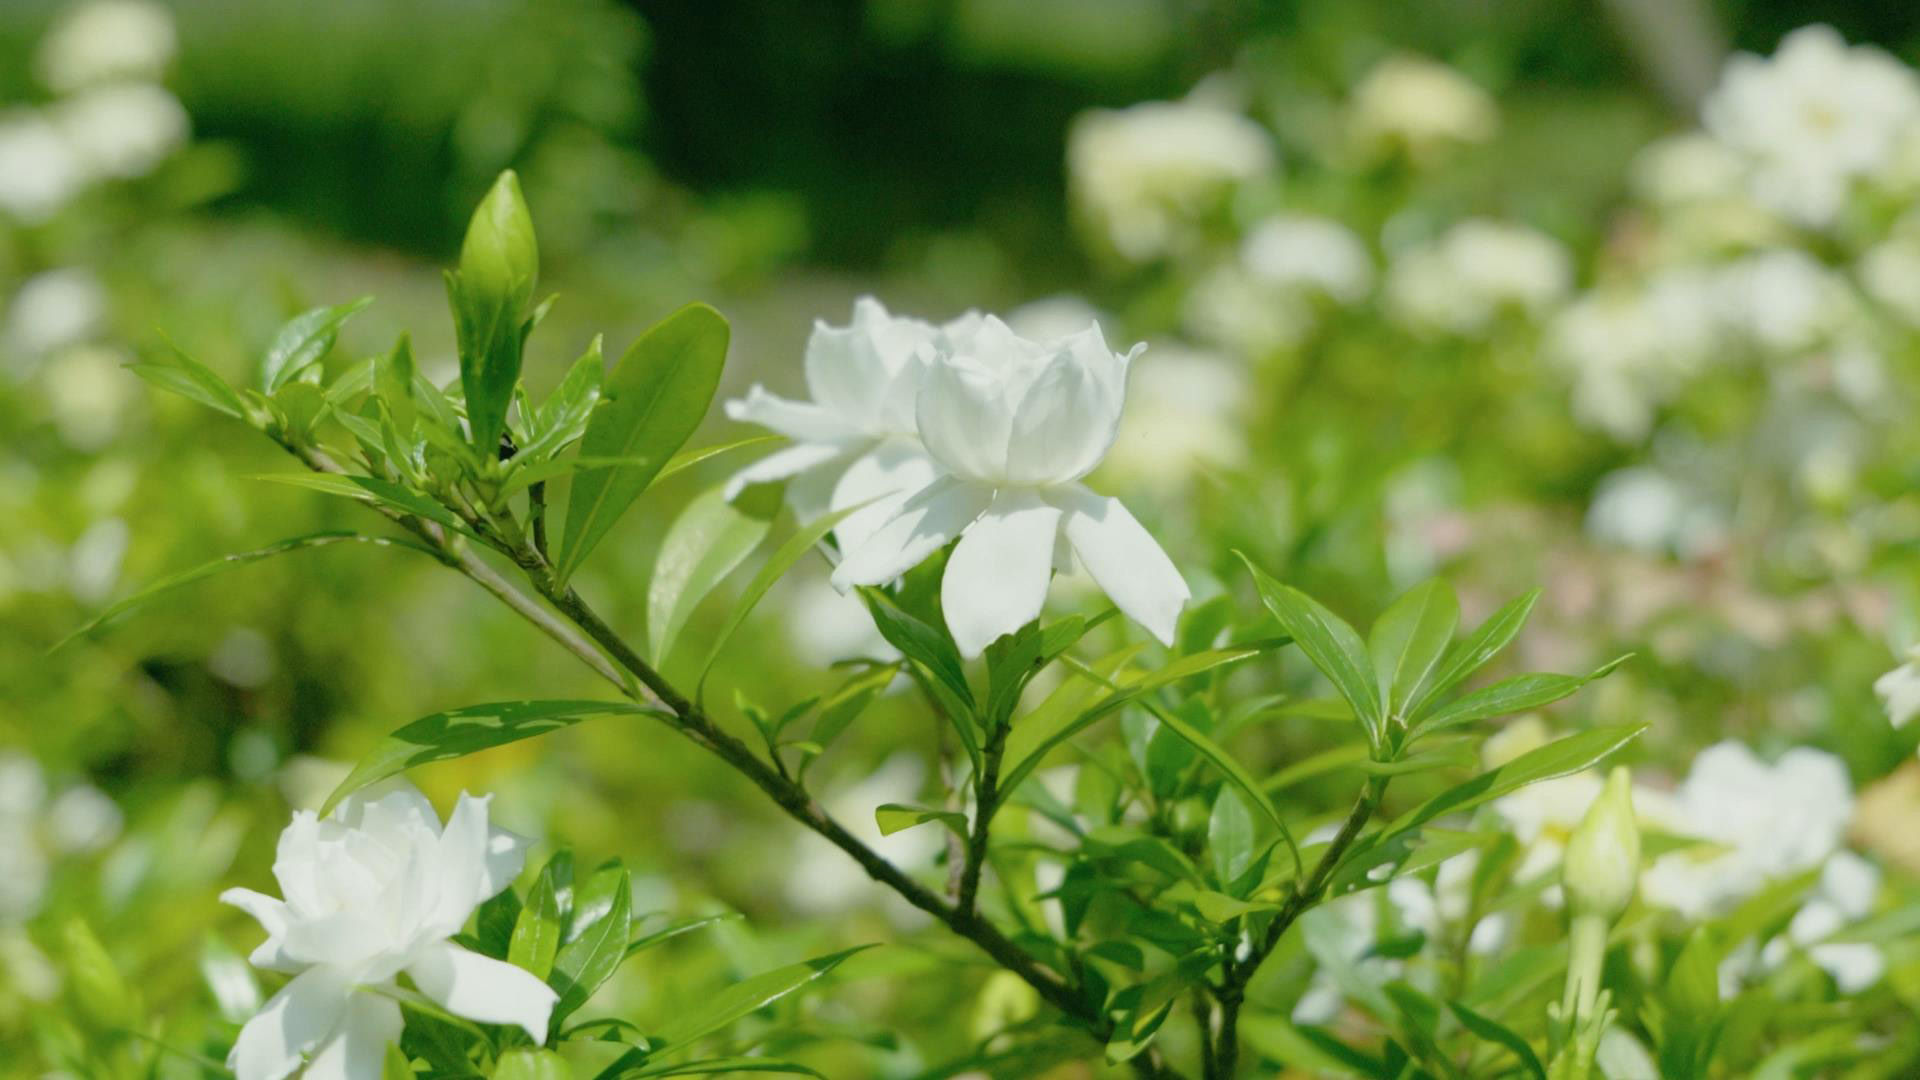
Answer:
xmin=804 ymin=297 xmax=931 ymax=431
xmin=220 ymin=887 xmax=300 ymax=974
xmin=942 ymin=491 xmax=1064 ymax=658
xmin=427 ymin=793 xmax=497 ymax=936
xmin=916 ymin=354 xmax=1012 ymax=483
xmin=723 ymin=386 xmax=862 ymax=444
xmin=832 ymin=477 xmax=992 ymax=590
xmin=1004 ymin=343 xmax=1129 ymax=487
xmin=827 ymin=438 xmax=940 ymax=553
xmin=1054 ymin=486 xmax=1189 ymax=646
xmin=301 ymin=991 xmax=402 ymax=1080
xmin=407 ymin=940 xmax=557 ymax=1043
xmin=721 ymin=442 xmax=850 ymax=502
xmin=229 ymin=964 xmax=353 ymax=1080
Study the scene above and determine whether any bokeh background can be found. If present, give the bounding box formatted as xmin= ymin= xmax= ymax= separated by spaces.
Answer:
xmin=7 ymin=0 xmax=1920 ymax=1075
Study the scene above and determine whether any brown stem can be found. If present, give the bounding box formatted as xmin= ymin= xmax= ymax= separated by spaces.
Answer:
xmin=1214 ymin=779 xmax=1384 ymax=1077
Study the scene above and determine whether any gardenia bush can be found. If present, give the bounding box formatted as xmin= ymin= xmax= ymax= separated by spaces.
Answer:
xmin=30 ymin=18 xmax=1920 ymax=1080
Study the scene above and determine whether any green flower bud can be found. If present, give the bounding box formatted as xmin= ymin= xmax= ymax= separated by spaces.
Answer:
xmin=1563 ymin=766 xmax=1640 ymax=922
xmin=459 ymin=169 xmax=537 ymax=317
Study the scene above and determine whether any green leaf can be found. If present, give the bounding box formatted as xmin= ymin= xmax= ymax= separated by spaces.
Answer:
xmin=551 ymin=863 xmax=631 ymax=1027
xmin=624 ymin=1060 xmax=824 ymax=1078
xmin=322 ymin=700 xmax=664 ymax=814
xmin=529 ymin=336 xmax=604 ymax=450
xmin=247 ymin=472 xmax=481 ymax=541
xmin=495 ymin=1049 xmax=571 ymax=1080
xmin=1240 ymin=556 xmax=1384 ymax=746
xmin=1368 ymin=580 xmax=1458 ymax=720
xmin=558 ymin=304 xmax=730 ymax=583
xmin=625 ymin=913 xmax=742 ymax=958
xmin=650 ymin=946 xmax=873 ymax=1050
xmin=1377 ymin=724 xmax=1648 ymax=845
xmin=1192 ymin=889 xmax=1278 ymax=923
xmin=1448 ymin=1001 xmax=1544 ymax=1080
xmin=1239 ymin=1015 xmax=1381 ymax=1076
xmin=511 ymin=853 xmax=571 ymax=981
xmin=471 ymin=885 xmax=522 ymax=960
xmin=52 ymin=532 xmax=435 ymax=652
xmin=858 ymin=588 xmax=974 ymax=714
xmin=1149 ymin=702 xmax=1301 ymax=877
xmin=647 ymin=486 xmax=774 ymax=663
xmin=127 ymin=343 xmax=247 ymax=419
xmin=1209 ymin=784 xmax=1255 ymax=887
xmin=1409 ymin=588 xmax=1540 ymax=719
xmin=378 ymin=333 xmax=418 ymax=434
xmin=261 ymin=297 xmax=372 ymax=391
xmin=696 ymin=499 xmax=876 ymax=699
xmin=1408 ymin=656 xmax=1630 ymax=741
xmin=998 ymin=645 xmax=1271 ymax=799
xmin=805 ymin=663 xmax=899 ymax=759
xmin=874 ymin=803 xmax=967 ymax=838
xmin=382 ymin=1043 xmax=414 ymax=1080
xmin=656 ymin=435 xmax=782 ymax=483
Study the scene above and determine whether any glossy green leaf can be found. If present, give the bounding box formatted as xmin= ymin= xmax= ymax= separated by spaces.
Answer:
xmin=322 ymin=701 xmax=664 ymax=814
xmin=511 ymin=853 xmax=571 ymax=981
xmin=1369 ymin=579 xmax=1458 ymax=719
xmin=247 ymin=472 xmax=481 ymax=540
xmin=1209 ymin=784 xmax=1255 ymax=887
xmin=650 ymin=946 xmax=872 ymax=1049
xmin=696 ymin=499 xmax=875 ymax=698
xmin=1448 ymin=1001 xmax=1545 ymax=1080
xmin=1377 ymin=723 xmax=1648 ymax=845
xmin=1408 ymin=588 xmax=1541 ymax=719
xmin=495 ymin=1049 xmax=571 ymax=1080
xmin=1409 ymin=655 xmax=1630 ymax=741
xmin=558 ymin=303 xmax=729 ymax=583
xmin=128 ymin=343 xmax=247 ymax=419
xmin=551 ymin=863 xmax=631 ymax=1026
xmin=1149 ymin=702 xmax=1301 ymax=877
xmin=874 ymin=803 xmax=967 ymax=838
xmin=1240 ymin=556 xmax=1383 ymax=745
xmin=858 ymin=587 xmax=974 ymax=714
xmin=1239 ymin=1015 xmax=1382 ymax=1076
xmin=261 ymin=297 xmax=372 ymax=391
xmin=53 ymin=532 xmax=435 ymax=652
xmin=647 ymin=486 xmax=774 ymax=663
xmin=625 ymin=913 xmax=742 ymax=958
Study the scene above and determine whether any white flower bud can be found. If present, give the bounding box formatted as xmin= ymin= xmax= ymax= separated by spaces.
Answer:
xmin=1563 ymin=766 xmax=1641 ymax=922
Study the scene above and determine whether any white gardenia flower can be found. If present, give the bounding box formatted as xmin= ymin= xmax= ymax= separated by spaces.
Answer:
xmin=831 ymin=316 xmax=1189 ymax=657
xmin=0 ymin=111 xmax=86 ymax=222
xmin=1386 ymin=219 xmax=1571 ymax=335
xmin=1348 ymin=54 xmax=1498 ymax=163
xmin=55 ymin=83 xmax=190 ymax=181
xmin=222 ymin=784 xmax=555 ymax=1080
xmin=1641 ymin=741 xmax=1853 ymax=920
xmin=1068 ymin=98 xmax=1274 ymax=262
xmin=1241 ymin=214 xmax=1374 ymax=303
xmin=1702 ymin=25 xmax=1920 ymax=227
xmin=6 ymin=268 xmax=107 ymax=359
xmin=1874 ymin=646 xmax=1920 ymax=730
xmin=724 ymin=297 xmax=942 ymax=552
xmin=36 ymin=0 xmax=178 ymax=92
xmin=1630 ymin=133 xmax=1749 ymax=206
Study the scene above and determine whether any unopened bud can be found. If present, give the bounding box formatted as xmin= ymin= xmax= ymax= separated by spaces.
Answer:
xmin=1563 ymin=766 xmax=1640 ymax=922
xmin=459 ymin=169 xmax=537 ymax=317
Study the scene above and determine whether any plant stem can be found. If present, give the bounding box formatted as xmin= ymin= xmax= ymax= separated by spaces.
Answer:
xmin=1213 ymin=777 xmax=1386 ymax=1077
xmin=957 ymin=718 xmax=1009 ymax=917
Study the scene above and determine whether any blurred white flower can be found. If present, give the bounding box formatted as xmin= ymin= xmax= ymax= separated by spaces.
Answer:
xmin=45 ymin=345 xmax=138 ymax=451
xmin=832 ymin=316 xmax=1188 ymax=657
xmin=68 ymin=515 xmax=128 ymax=603
xmin=6 ymin=268 xmax=107 ymax=360
xmin=36 ymin=0 xmax=177 ymax=92
xmin=1586 ymin=467 xmax=1723 ymax=559
xmin=46 ymin=784 xmax=122 ymax=855
xmin=1184 ymin=260 xmax=1315 ymax=354
xmin=1874 ymin=646 xmax=1920 ymax=729
xmin=1387 ymin=853 xmax=1508 ymax=953
xmin=0 ymin=111 xmax=87 ymax=222
xmin=1386 ymin=219 xmax=1571 ymax=335
xmin=1858 ymin=238 xmax=1920 ymax=326
xmin=1702 ymin=25 xmax=1920 ymax=227
xmin=1068 ymin=98 xmax=1274 ymax=262
xmin=1102 ymin=342 xmax=1245 ymax=490
xmin=1241 ymin=214 xmax=1374 ymax=303
xmin=1348 ymin=54 xmax=1498 ymax=163
xmin=782 ymin=574 xmax=898 ymax=668
xmin=1630 ymin=133 xmax=1749 ymax=206
xmin=724 ymin=297 xmax=942 ymax=552
xmin=1641 ymin=741 xmax=1853 ymax=920
xmin=222 ymin=784 xmax=553 ymax=1080
xmin=1758 ymin=851 xmax=1884 ymax=991
xmin=55 ymin=83 xmax=190 ymax=181
xmin=1005 ymin=295 xmax=1110 ymax=343
xmin=1713 ymin=248 xmax=1849 ymax=352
